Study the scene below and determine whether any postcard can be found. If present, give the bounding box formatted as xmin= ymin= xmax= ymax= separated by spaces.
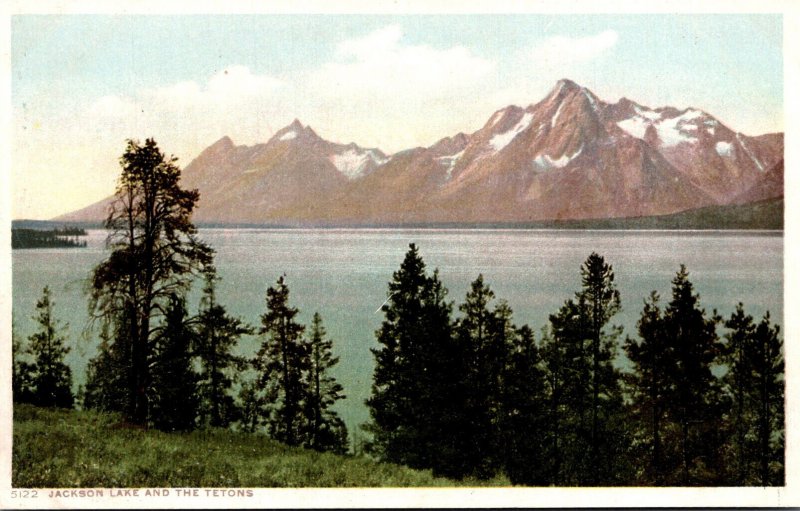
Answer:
xmin=1 ymin=0 xmax=798 ymax=508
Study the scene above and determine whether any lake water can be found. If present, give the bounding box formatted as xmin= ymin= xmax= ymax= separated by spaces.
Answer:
xmin=12 ymin=228 xmax=783 ymax=433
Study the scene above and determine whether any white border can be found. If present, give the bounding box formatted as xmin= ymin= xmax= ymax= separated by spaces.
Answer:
xmin=1 ymin=0 xmax=798 ymax=508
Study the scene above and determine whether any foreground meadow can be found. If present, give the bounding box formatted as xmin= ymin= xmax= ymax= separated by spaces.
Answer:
xmin=13 ymin=405 xmax=507 ymax=488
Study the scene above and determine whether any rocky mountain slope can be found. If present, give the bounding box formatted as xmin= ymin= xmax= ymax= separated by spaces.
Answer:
xmin=57 ymin=79 xmax=783 ymax=225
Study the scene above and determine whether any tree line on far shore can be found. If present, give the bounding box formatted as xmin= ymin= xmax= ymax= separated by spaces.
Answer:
xmin=11 ymin=227 xmax=88 ymax=249
xmin=12 ymin=139 xmax=784 ymax=487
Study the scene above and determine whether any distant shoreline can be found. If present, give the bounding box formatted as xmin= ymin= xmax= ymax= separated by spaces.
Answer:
xmin=11 ymin=228 xmax=88 ymax=249
xmin=15 ymin=197 xmax=783 ymax=232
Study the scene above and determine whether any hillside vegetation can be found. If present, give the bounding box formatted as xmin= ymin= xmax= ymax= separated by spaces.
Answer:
xmin=557 ymin=197 xmax=783 ymax=230
xmin=460 ymin=197 xmax=783 ymax=230
xmin=12 ymin=405 xmax=504 ymax=488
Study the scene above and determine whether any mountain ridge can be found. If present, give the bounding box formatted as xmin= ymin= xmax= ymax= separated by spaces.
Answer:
xmin=56 ymin=79 xmax=784 ymax=226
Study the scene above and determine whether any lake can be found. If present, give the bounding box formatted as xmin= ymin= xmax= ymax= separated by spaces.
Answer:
xmin=12 ymin=228 xmax=783 ymax=434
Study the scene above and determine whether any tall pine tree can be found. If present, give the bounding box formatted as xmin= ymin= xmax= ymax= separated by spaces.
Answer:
xmin=723 ymin=303 xmax=755 ymax=485
xmin=723 ymin=305 xmax=784 ymax=485
xmin=83 ymin=309 xmax=135 ymax=414
xmin=624 ymin=291 xmax=677 ymax=485
xmin=364 ymin=244 xmax=464 ymax=477
xmin=195 ymin=270 xmax=252 ymax=428
xmin=455 ymin=275 xmax=501 ymax=478
xmin=302 ymin=313 xmax=348 ymax=454
xmin=750 ymin=312 xmax=784 ymax=486
xmin=89 ymin=138 xmax=212 ymax=425
xmin=27 ymin=287 xmax=74 ymax=409
xmin=499 ymin=324 xmax=548 ymax=485
xmin=579 ymin=253 xmax=625 ymax=484
xmin=149 ymin=294 xmax=199 ymax=431
xmin=541 ymin=296 xmax=591 ymax=484
xmin=255 ymin=275 xmax=308 ymax=446
xmin=540 ymin=253 xmax=626 ymax=485
xmin=662 ymin=265 xmax=724 ymax=485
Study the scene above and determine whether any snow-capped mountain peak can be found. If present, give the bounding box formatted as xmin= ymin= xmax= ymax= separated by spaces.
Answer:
xmin=57 ymin=79 xmax=783 ymax=226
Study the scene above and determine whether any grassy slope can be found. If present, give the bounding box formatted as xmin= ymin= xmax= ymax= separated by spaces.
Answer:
xmin=13 ymin=405 xmax=506 ymax=488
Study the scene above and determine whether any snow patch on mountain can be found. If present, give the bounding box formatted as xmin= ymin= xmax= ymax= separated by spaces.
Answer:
xmin=618 ymin=108 xmax=702 ymax=147
xmin=490 ymin=112 xmax=533 ymax=152
xmin=634 ymin=106 xmax=661 ymax=121
xmin=656 ymin=115 xmax=698 ymax=147
xmin=490 ymin=111 xmax=505 ymax=127
xmin=551 ymin=101 xmax=566 ymax=128
xmin=680 ymin=109 xmax=704 ymax=121
xmin=279 ymin=131 xmax=297 ymax=141
xmin=330 ymin=149 xmax=388 ymax=179
xmin=533 ymin=145 xmax=583 ymax=170
xmin=437 ymin=150 xmax=465 ymax=179
xmin=736 ymin=133 xmax=764 ymax=171
xmin=617 ymin=116 xmax=649 ymax=139
xmin=716 ymin=141 xmax=734 ymax=157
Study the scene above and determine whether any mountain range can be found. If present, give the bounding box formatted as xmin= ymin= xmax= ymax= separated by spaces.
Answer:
xmin=58 ymin=79 xmax=784 ymax=226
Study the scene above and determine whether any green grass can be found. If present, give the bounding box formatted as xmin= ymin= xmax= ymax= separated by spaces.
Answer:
xmin=13 ymin=404 xmax=508 ymax=488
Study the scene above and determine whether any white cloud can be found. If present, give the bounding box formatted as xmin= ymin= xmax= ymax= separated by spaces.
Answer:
xmin=311 ymin=25 xmax=494 ymax=97
xmin=209 ymin=65 xmax=282 ymax=96
xmin=335 ymin=25 xmax=404 ymax=61
xmin=87 ymin=95 xmax=138 ymax=118
xmin=297 ymin=25 xmax=496 ymax=151
xmin=140 ymin=66 xmax=283 ymax=111
xmin=529 ymin=30 xmax=619 ymax=65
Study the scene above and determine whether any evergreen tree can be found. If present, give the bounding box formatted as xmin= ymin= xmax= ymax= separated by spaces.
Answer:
xmin=237 ymin=379 xmax=267 ymax=433
xmin=303 ymin=312 xmax=348 ymax=454
xmin=83 ymin=310 xmax=134 ymax=413
xmin=149 ymin=295 xmax=199 ymax=431
xmin=539 ymin=253 xmax=626 ymax=485
xmin=751 ymin=312 xmax=784 ymax=486
xmin=195 ymin=270 xmax=252 ymax=428
xmin=364 ymin=244 xmax=464 ymax=477
xmin=723 ymin=305 xmax=784 ymax=485
xmin=419 ymin=268 xmax=469 ymax=478
xmin=89 ymin=138 xmax=212 ymax=425
xmin=722 ymin=303 xmax=755 ymax=484
xmin=455 ymin=275 xmax=501 ymax=478
xmin=500 ymin=324 xmax=548 ymax=485
xmin=578 ymin=253 xmax=624 ymax=484
xmin=27 ymin=287 xmax=74 ymax=408
xmin=624 ymin=291 xmax=677 ymax=485
xmin=662 ymin=265 xmax=724 ymax=485
xmin=540 ymin=297 xmax=591 ymax=484
xmin=12 ymin=320 xmax=36 ymax=404
xmin=255 ymin=275 xmax=307 ymax=446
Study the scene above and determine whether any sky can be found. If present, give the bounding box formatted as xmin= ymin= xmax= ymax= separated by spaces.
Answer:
xmin=10 ymin=13 xmax=784 ymax=219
